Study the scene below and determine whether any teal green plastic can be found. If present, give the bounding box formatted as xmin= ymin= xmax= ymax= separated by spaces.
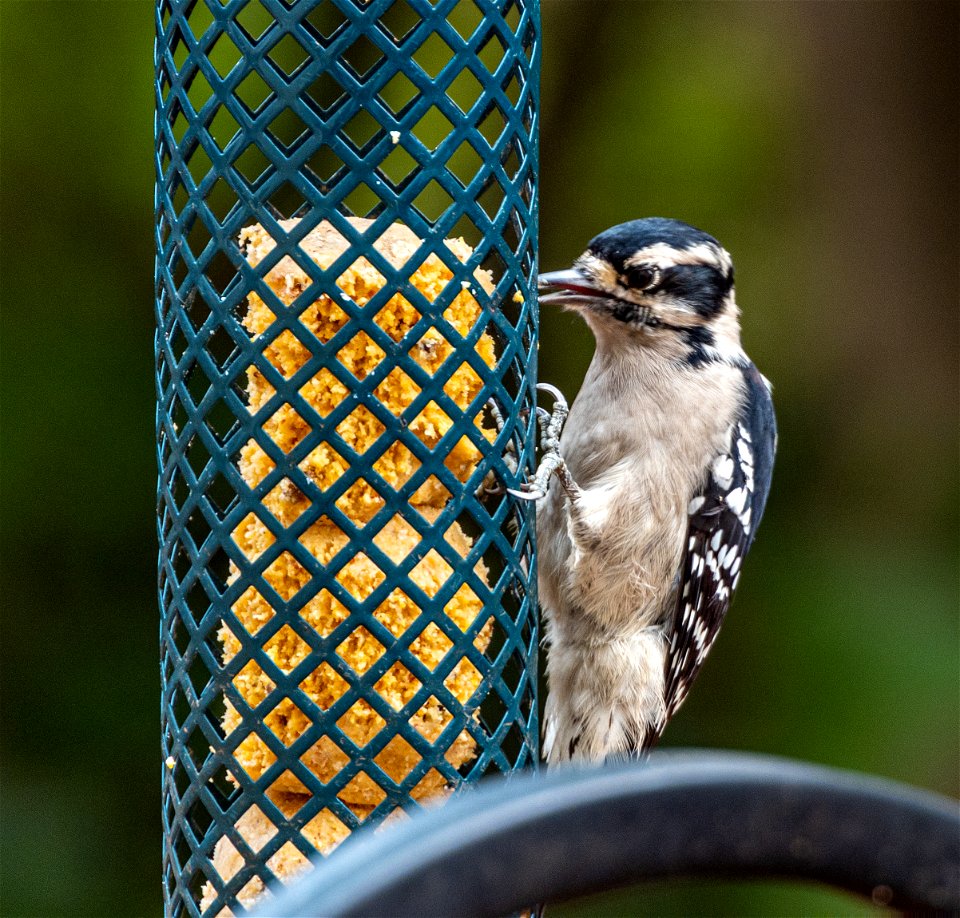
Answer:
xmin=155 ymin=0 xmax=540 ymax=914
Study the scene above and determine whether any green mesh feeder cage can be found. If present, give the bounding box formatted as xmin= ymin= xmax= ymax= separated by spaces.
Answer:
xmin=154 ymin=0 xmax=541 ymax=913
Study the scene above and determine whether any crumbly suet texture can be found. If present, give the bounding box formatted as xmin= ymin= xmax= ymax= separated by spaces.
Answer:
xmin=238 ymin=218 xmax=496 ymax=523
xmin=214 ymin=216 xmax=495 ymax=887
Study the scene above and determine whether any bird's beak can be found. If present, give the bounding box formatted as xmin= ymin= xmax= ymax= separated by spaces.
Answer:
xmin=538 ymin=269 xmax=607 ymax=306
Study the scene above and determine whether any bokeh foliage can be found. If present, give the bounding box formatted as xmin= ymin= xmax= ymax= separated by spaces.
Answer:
xmin=1 ymin=1 xmax=956 ymax=916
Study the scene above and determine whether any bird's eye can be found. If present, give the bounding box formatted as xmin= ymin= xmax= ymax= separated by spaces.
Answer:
xmin=623 ymin=264 xmax=660 ymax=291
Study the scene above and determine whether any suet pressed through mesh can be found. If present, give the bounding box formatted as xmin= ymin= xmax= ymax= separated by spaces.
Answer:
xmin=202 ymin=219 xmax=497 ymax=911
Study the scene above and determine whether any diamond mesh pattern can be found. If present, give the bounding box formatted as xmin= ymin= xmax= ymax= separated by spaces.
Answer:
xmin=156 ymin=0 xmax=540 ymax=914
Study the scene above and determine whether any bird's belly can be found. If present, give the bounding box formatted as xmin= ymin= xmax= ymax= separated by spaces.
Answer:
xmin=538 ymin=470 xmax=688 ymax=637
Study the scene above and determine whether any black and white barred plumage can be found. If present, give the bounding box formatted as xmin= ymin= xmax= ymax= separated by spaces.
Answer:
xmin=525 ymin=218 xmax=776 ymax=763
xmin=664 ymin=364 xmax=776 ymax=725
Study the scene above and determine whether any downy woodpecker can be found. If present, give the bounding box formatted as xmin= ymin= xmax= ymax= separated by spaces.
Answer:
xmin=515 ymin=218 xmax=776 ymax=763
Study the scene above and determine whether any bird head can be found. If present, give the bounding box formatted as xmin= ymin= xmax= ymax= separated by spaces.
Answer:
xmin=539 ymin=218 xmax=744 ymax=364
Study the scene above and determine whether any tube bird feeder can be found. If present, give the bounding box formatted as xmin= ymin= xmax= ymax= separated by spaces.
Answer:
xmin=155 ymin=0 xmax=540 ymax=914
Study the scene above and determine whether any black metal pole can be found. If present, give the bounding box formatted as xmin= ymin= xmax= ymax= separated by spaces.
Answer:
xmin=255 ymin=749 xmax=960 ymax=916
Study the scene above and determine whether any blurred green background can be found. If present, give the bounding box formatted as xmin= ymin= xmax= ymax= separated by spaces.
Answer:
xmin=1 ymin=1 xmax=956 ymax=915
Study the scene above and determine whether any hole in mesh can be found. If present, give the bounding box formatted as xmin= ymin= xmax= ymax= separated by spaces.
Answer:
xmin=208 ymin=105 xmax=242 ymax=153
xmin=412 ymin=32 xmax=454 ymax=79
xmin=412 ymin=767 xmax=451 ymax=800
xmin=475 ymin=105 xmax=509 ymax=154
xmin=443 ymin=361 xmax=483 ymax=407
xmin=187 ymin=217 xmax=213 ymax=262
xmin=377 ymin=145 xmax=417 ymax=188
xmin=267 ymin=842 xmax=312 ymax=883
xmin=173 ymin=829 xmax=191 ymax=873
xmin=187 ymin=796 xmax=215 ymax=839
xmin=503 ymin=74 xmax=523 ymax=109
xmin=204 ymin=399 xmax=238 ymax=446
xmin=305 ymin=71 xmax=346 ymax=115
xmin=305 ymin=144 xmax=346 ymax=188
xmin=409 ymin=695 xmax=453 ymax=742
xmin=411 ymin=106 xmax=454 ymax=152
xmin=186 ymin=436 xmax=212 ymax=480
xmin=447 ymin=0 xmax=484 ymax=40
xmin=233 ymin=731 xmax=277 ymax=778
xmin=188 ymin=650 xmax=212 ymax=695
xmin=264 ymin=402 xmax=311 ymax=454
xmin=234 ymin=144 xmax=272 ymax=189
xmin=187 ymin=0 xmax=214 ymax=37
xmin=267 ymin=179 xmax=308 ymax=218
xmin=378 ymin=0 xmax=419 ymax=41
xmin=412 ymin=180 xmax=454 ymax=222
xmin=235 ymin=69 xmax=272 ymax=115
xmin=303 ymin=735 xmax=349 ymax=783
xmin=335 ymin=404 xmax=385 ymax=454
xmin=371 ymin=515 xmax=420 ymax=557
xmin=206 ymin=247 xmax=240 ymax=297
xmin=372 ymin=587 xmax=419 ymax=639
xmin=264 ymin=699 xmax=311 ymax=747
xmin=234 ymin=660 xmax=276 ymax=707
xmin=377 ymin=71 xmax=418 ymax=117
xmin=303 ymin=809 xmax=350 ymax=853
xmin=266 ymin=109 xmax=309 ymax=152
xmin=186 ymin=726 xmax=211 ymax=773
xmin=265 ymin=328 xmax=312 ymax=379
xmin=478 ymin=30 xmax=507 ymax=74
xmin=298 ymin=368 xmax=349 ymax=418
xmin=477 ymin=181 xmax=506 ymax=221
xmin=186 ymin=71 xmax=215 ymax=120
xmin=236 ymin=0 xmax=273 ymax=40
xmin=171 ymin=109 xmax=189 ymax=145
xmin=444 ymin=582 xmax=483 ymax=633
xmin=170 ymin=26 xmax=189 ymax=71
xmin=299 ymin=661 xmax=349 ymax=709
xmin=410 ymin=399 xmax=454 ymax=450
xmin=448 ymin=139 xmax=484 ymax=189
xmin=444 ymin=657 xmax=482 ymax=703
xmin=374 ymin=662 xmax=421 ymax=712
xmin=208 ymin=31 xmax=244 ymax=79
xmin=264 ymin=550 xmax=311 ymax=602
xmin=374 ymin=735 xmax=420 ymax=783
xmin=411 ymin=474 xmax=452 ymax=509
xmin=337 ymin=701 xmax=386 ymax=747
xmin=236 ymin=804 xmax=276 ymax=853
xmin=303 ymin=2 xmax=349 ymax=42
xmin=208 ymin=545 xmax=231 ymax=595
xmin=340 ymin=32 xmax=386 ymax=78
xmin=446 ymin=68 xmax=483 ymax=115
xmin=173 ymin=687 xmax=191 ymax=730
xmin=334 ymin=479 xmax=384 ymax=525
xmin=338 ymin=773 xmax=386 ymax=816
xmin=412 ymin=622 xmax=454 ymax=672
xmin=267 ymin=32 xmax=310 ymax=79
xmin=342 ymin=182 xmax=381 ymax=218
xmin=233 ymin=585 xmax=276 ymax=636
xmin=334 ymin=627 xmax=385 ymax=675
xmin=343 ymin=108 xmax=381 ymax=151
xmin=373 ymin=295 xmax=422 ymax=343
xmin=263 ymin=624 xmax=312 ymax=674
xmin=374 ymin=367 xmax=421 ymax=413
xmin=264 ymin=478 xmax=310 ymax=526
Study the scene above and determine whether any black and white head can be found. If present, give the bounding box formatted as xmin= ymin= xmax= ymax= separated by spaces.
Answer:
xmin=539 ymin=218 xmax=745 ymax=365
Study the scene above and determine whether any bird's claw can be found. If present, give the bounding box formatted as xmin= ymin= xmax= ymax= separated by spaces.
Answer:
xmin=509 ymin=383 xmax=574 ymax=501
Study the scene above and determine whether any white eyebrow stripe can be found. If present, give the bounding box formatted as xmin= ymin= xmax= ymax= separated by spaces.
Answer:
xmin=624 ymin=242 xmax=732 ymax=275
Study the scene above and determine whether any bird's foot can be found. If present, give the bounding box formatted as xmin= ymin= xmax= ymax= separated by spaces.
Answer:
xmin=476 ymin=397 xmax=521 ymax=497
xmin=508 ymin=383 xmax=577 ymax=501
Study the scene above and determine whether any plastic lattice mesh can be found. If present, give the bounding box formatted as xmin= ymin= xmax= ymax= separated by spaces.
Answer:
xmin=155 ymin=0 xmax=540 ymax=915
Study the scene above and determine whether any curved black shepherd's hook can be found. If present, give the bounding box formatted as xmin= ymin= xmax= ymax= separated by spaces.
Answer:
xmin=256 ymin=750 xmax=960 ymax=916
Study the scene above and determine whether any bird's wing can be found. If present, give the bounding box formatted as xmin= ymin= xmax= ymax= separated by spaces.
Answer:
xmin=662 ymin=364 xmax=777 ymax=725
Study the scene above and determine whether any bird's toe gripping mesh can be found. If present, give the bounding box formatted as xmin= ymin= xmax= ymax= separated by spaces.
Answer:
xmin=155 ymin=0 xmax=540 ymax=914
